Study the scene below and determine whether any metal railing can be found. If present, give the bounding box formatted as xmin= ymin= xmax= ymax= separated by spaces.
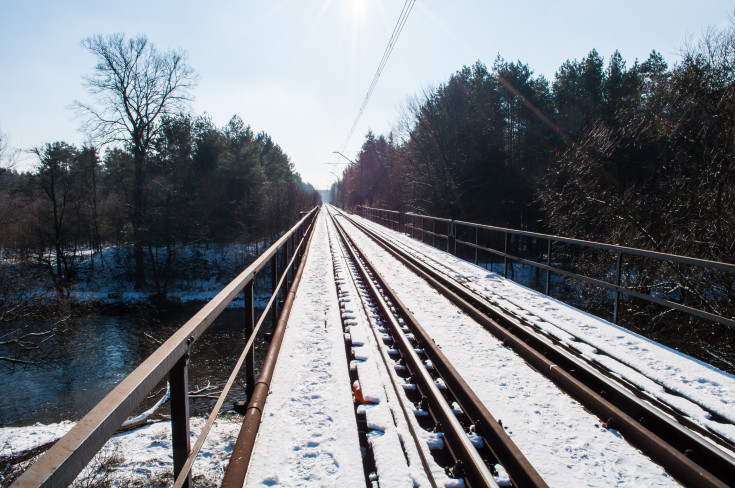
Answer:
xmin=358 ymin=205 xmax=735 ymax=329
xmin=13 ymin=207 xmax=319 ymax=488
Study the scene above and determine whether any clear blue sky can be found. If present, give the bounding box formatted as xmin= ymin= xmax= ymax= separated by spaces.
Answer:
xmin=1 ymin=1 xmax=732 ymax=189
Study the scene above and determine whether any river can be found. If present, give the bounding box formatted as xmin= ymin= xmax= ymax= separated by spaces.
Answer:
xmin=0 ymin=308 xmax=272 ymax=427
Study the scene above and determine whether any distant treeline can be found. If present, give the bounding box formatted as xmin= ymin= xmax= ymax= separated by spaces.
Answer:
xmin=335 ymin=26 xmax=734 ymax=267
xmin=334 ymin=25 xmax=735 ymax=366
xmin=0 ymin=113 xmax=320 ymax=288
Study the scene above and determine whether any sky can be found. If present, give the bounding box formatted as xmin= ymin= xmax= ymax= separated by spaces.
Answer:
xmin=1 ymin=1 xmax=733 ymax=190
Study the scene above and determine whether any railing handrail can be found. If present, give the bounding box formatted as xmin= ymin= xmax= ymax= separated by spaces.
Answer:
xmin=359 ymin=205 xmax=735 ymax=273
xmin=357 ymin=205 xmax=735 ymax=329
xmin=13 ymin=206 xmax=319 ymax=488
xmin=451 ymin=219 xmax=735 ymax=273
xmin=405 ymin=211 xmax=453 ymax=224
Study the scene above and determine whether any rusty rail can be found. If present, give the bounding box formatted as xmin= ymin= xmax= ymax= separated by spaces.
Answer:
xmin=333 ymin=212 xmax=548 ymax=488
xmin=13 ymin=207 xmax=319 ymax=488
xmin=220 ymin=209 xmax=317 ymax=487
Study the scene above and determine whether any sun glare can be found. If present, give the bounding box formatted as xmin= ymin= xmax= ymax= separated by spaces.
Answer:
xmin=352 ymin=0 xmax=369 ymax=20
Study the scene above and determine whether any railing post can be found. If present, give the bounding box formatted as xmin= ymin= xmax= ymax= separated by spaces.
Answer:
xmin=546 ymin=239 xmax=552 ymax=295
xmin=285 ymin=237 xmax=292 ymax=290
xmin=474 ymin=226 xmax=478 ymax=265
xmin=445 ymin=221 xmax=449 ymax=253
xmin=432 ymin=219 xmax=436 ymax=248
xmin=271 ymin=254 xmax=279 ymax=328
xmin=244 ymin=280 xmax=256 ymax=399
xmin=170 ymin=350 xmax=192 ymax=488
xmin=450 ymin=221 xmax=456 ymax=255
xmin=504 ymin=232 xmax=509 ymax=278
xmin=614 ymin=250 xmax=622 ymax=324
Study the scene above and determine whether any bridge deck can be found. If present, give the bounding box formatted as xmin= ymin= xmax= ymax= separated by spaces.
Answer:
xmin=243 ymin=208 xmax=735 ymax=486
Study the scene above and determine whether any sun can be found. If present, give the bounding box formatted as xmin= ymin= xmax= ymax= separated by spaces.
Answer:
xmin=352 ymin=0 xmax=369 ymax=19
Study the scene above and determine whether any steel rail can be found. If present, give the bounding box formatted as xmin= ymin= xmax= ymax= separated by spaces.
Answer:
xmin=12 ymin=207 xmax=318 ymax=488
xmin=328 ymin=212 xmax=439 ymax=488
xmin=342 ymin=210 xmax=735 ymax=488
xmin=334 ymin=216 xmax=498 ymax=488
xmin=334 ymin=213 xmax=547 ymax=488
xmin=220 ymin=210 xmax=318 ymax=488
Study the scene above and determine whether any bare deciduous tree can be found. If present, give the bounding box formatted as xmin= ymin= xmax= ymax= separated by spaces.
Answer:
xmin=75 ymin=33 xmax=196 ymax=288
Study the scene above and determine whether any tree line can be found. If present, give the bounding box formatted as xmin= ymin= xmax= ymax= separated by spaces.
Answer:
xmin=0 ymin=34 xmax=319 ymax=298
xmin=336 ymin=25 xmax=735 ymax=271
xmin=333 ymin=24 xmax=735 ymax=366
xmin=0 ymin=114 xmax=318 ymax=289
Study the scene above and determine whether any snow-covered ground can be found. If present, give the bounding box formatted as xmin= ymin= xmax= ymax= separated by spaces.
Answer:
xmin=1 ymin=417 xmax=241 ymax=487
xmin=354 ymin=212 xmax=735 ymax=446
xmin=4 ymin=240 xmax=275 ymax=307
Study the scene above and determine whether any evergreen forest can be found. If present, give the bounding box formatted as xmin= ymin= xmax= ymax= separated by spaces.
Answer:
xmin=333 ymin=26 xmax=735 ymax=366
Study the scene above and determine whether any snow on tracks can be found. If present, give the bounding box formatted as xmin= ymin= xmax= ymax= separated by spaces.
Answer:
xmin=244 ymin=211 xmax=364 ymax=487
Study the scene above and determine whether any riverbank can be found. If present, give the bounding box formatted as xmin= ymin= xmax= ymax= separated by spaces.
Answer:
xmin=0 ymin=416 xmax=242 ymax=487
xmin=1 ymin=239 xmax=274 ymax=311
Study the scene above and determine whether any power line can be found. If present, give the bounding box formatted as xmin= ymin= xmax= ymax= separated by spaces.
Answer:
xmin=338 ymin=0 xmax=416 ymax=154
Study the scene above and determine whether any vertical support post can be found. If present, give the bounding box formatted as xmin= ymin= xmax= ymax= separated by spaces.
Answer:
xmin=613 ymin=251 xmax=622 ymax=324
xmin=244 ymin=280 xmax=256 ymax=399
xmin=431 ymin=219 xmax=436 ymax=248
xmin=445 ymin=221 xmax=450 ymax=253
xmin=474 ymin=227 xmax=478 ymax=265
xmin=285 ymin=237 xmax=292 ymax=290
xmin=504 ymin=232 xmax=509 ymax=278
xmin=271 ymin=254 xmax=279 ymax=327
xmin=170 ymin=352 xmax=191 ymax=488
xmin=449 ymin=220 xmax=457 ymax=256
xmin=545 ymin=239 xmax=552 ymax=295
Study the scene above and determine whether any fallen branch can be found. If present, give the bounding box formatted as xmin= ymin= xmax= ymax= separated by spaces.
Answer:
xmin=120 ymin=383 xmax=170 ymax=428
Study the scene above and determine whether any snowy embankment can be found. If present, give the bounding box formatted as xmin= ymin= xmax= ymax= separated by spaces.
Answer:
xmin=0 ymin=417 xmax=241 ymax=487
xmin=356 ymin=215 xmax=735 ymax=446
xmin=7 ymin=240 xmax=274 ymax=308
xmin=337 ymin=214 xmax=679 ymax=487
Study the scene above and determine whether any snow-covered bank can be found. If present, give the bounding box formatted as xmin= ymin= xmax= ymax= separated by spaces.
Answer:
xmin=2 ymin=240 xmax=276 ymax=309
xmin=1 ymin=417 xmax=241 ymax=487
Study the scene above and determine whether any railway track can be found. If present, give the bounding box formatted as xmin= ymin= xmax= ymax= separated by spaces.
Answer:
xmin=356 ymin=214 xmax=735 ymax=451
xmin=328 ymin=208 xmax=548 ymax=488
xmin=332 ymin=206 xmax=735 ymax=488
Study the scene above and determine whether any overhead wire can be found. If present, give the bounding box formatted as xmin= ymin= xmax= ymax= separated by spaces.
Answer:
xmin=337 ymin=0 xmax=416 ymax=155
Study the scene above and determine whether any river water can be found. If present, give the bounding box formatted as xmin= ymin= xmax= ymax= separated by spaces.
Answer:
xmin=0 ymin=309 xmax=272 ymax=427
